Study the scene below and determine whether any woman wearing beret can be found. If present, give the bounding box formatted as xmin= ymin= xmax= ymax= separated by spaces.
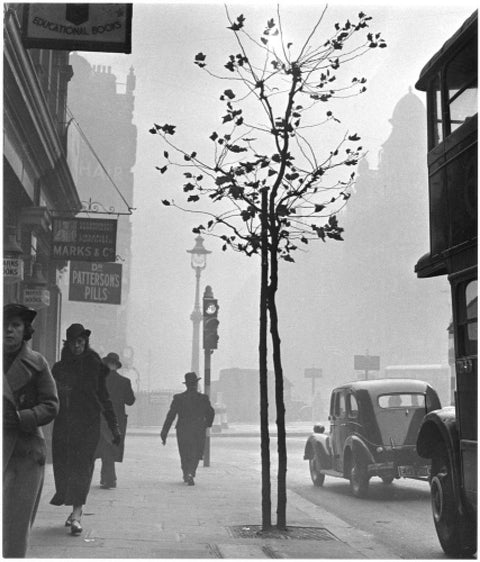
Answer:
xmin=50 ymin=323 xmax=121 ymax=535
xmin=3 ymin=304 xmax=59 ymax=558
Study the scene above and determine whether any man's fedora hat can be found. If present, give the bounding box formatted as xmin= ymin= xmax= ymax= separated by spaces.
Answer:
xmin=183 ymin=372 xmax=202 ymax=385
xmin=65 ymin=323 xmax=91 ymax=341
xmin=4 ymin=303 xmax=37 ymax=324
xmin=103 ymin=352 xmax=122 ymax=369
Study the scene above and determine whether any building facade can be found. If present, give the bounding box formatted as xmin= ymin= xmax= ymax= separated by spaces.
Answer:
xmin=3 ymin=4 xmax=81 ymax=364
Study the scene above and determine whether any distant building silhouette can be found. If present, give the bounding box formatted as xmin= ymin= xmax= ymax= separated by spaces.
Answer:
xmin=279 ymin=90 xmax=451 ymax=406
xmin=62 ymin=55 xmax=137 ymax=359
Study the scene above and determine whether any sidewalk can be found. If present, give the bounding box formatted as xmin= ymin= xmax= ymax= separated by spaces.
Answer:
xmin=127 ymin=421 xmax=318 ymax=438
xmin=28 ymin=433 xmax=396 ymax=559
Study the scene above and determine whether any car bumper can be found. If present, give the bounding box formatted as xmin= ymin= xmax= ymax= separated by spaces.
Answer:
xmin=367 ymin=461 xmax=431 ymax=479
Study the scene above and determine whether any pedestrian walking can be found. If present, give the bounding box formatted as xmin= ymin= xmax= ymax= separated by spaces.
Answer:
xmin=3 ymin=304 xmax=59 ymax=558
xmin=95 ymin=352 xmax=136 ymax=489
xmin=49 ymin=324 xmax=121 ymax=535
xmin=160 ymin=372 xmax=215 ymax=486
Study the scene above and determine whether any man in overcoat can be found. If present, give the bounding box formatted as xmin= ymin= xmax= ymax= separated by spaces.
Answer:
xmin=160 ymin=372 xmax=215 ymax=486
xmin=95 ymin=352 xmax=135 ymax=489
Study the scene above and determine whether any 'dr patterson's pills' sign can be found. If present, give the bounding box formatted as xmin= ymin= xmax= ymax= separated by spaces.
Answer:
xmin=69 ymin=261 xmax=122 ymax=305
xmin=22 ymin=4 xmax=132 ymax=53
xmin=51 ymin=217 xmax=117 ymax=262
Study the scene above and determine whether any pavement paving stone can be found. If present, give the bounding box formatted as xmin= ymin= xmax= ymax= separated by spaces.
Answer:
xmin=27 ymin=431 xmax=391 ymax=559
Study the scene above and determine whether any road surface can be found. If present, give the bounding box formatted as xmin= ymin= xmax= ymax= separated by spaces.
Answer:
xmin=211 ymin=434 xmax=446 ymax=559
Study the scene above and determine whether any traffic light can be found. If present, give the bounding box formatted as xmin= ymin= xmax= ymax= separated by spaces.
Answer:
xmin=203 ymin=297 xmax=219 ymax=350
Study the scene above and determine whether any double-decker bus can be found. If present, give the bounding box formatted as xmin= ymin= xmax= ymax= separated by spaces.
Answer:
xmin=414 ymin=11 xmax=477 ymax=557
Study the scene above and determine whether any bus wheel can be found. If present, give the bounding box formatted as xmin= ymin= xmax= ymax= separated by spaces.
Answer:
xmin=350 ymin=456 xmax=369 ymax=498
xmin=430 ymin=456 xmax=475 ymax=557
xmin=309 ymin=458 xmax=325 ymax=487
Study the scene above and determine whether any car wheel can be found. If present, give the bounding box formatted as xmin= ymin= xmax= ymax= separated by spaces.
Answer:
xmin=350 ymin=456 xmax=369 ymax=498
xmin=309 ymin=458 xmax=325 ymax=487
xmin=381 ymin=475 xmax=394 ymax=485
xmin=430 ymin=456 xmax=476 ymax=557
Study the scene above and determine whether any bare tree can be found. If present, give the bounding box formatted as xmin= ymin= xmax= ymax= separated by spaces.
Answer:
xmin=151 ymin=5 xmax=386 ymax=530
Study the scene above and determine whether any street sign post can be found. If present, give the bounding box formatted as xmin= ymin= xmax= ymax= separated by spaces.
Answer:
xmin=354 ymin=353 xmax=380 ymax=380
xmin=304 ymin=368 xmax=323 ymax=397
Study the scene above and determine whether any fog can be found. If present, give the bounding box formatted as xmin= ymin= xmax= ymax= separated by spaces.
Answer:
xmin=62 ymin=1 xmax=474 ymax=404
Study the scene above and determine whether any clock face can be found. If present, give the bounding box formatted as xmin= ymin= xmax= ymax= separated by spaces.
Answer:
xmin=206 ymin=304 xmax=217 ymax=315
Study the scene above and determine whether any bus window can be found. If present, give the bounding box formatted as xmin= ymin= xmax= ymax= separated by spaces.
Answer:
xmin=466 ymin=280 xmax=478 ymax=344
xmin=457 ymin=279 xmax=478 ymax=356
xmin=428 ymin=74 xmax=443 ymax=147
xmin=446 ymin=43 xmax=478 ymax=134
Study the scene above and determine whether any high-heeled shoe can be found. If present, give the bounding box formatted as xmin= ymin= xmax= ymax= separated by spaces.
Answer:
xmin=65 ymin=513 xmax=73 ymax=527
xmin=70 ymin=519 xmax=83 ymax=535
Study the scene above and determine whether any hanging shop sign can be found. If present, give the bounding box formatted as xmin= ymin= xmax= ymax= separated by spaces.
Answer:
xmin=4 ymin=256 xmax=24 ymax=284
xmin=22 ymin=4 xmax=132 ymax=54
xmin=69 ymin=261 xmax=122 ymax=305
xmin=22 ymin=288 xmax=51 ymax=309
xmin=51 ymin=218 xmax=117 ymax=262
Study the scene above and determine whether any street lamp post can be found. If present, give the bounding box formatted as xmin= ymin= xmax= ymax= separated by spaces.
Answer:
xmin=187 ymin=235 xmax=211 ymax=377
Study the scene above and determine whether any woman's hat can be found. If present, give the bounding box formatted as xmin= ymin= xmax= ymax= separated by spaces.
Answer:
xmin=103 ymin=352 xmax=122 ymax=369
xmin=66 ymin=323 xmax=91 ymax=341
xmin=4 ymin=303 xmax=37 ymax=324
xmin=183 ymin=372 xmax=202 ymax=385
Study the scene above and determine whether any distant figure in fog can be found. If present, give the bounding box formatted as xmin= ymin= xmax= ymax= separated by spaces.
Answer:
xmin=3 ymin=304 xmax=59 ymax=558
xmin=95 ymin=352 xmax=135 ymax=489
xmin=50 ymin=324 xmax=121 ymax=536
xmin=160 ymin=372 xmax=215 ymax=486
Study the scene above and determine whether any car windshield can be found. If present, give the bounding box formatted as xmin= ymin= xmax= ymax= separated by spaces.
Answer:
xmin=378 ymin=393 xmax=425 ymax=409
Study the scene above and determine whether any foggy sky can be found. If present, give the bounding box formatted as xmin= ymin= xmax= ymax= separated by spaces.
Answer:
xmin=72 ymin=1 xmax=475 ymax=395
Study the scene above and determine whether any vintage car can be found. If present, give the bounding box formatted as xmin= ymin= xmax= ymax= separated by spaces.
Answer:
xmin=304 ymin=379 xmax=442 ymax=497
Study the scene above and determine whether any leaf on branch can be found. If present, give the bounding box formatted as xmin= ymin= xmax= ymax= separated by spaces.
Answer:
xmin=227 ymin=144 xmax=247 ymax=153
xmin=216 ymin=175 xmax=231 ymax=186
xmin=155 ymin=166 xmax=167 ymax=174
xmin=162 ymin=200 xmax=171 ymax=206
xmin=187 ymin=195 xmax=200 ymax=203
xmin=163 ymin=151 xmax=169 ymax=159
xmin=348 ymin=133 xmax=361 ymax=141
xmin=222 ymin=89 xmax=236 ymax=100
xmin=283 ymin=254 xmax=295 ymax=263
xmin=210 ymin=132 xmax=218 ymax=142
xmin=261 ymin=37 xmax=268 ymax=45
xmin=194 ymin=52 xmax=207 ymax=68
xmin=314 ymin=204 xmax=325 ymax=213
xmin=228 ymin=14 xmax=245 ymax=31
xmin=183 ymin=183 xmax=195 ymax=192
xmin=301 ymin=237 xmax=309 ymax=244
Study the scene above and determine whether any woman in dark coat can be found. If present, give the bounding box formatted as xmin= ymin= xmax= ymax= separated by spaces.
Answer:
xmin=3 ymin=304 xmax=59 ymax=558
xmin=50 ymin=323 xmax=121 ymax=535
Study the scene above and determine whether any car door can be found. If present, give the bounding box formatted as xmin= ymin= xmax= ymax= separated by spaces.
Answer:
xmin=331 ymin=390 xmax=349 ymax=472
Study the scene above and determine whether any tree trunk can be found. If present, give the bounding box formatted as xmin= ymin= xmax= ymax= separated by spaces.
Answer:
xmin=268 ymin=243 xmax=287 ymax=530
xmin=259 ymin=188 xmax=271 ymax=530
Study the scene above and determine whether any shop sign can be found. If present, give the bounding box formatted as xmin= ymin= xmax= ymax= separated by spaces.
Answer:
xmin=4 ymin=256 xmax=24 ymax=284
xmin=22 ymin=4 xmax=132 ymax=53
xmin=51 ymin=218 xmax=117 ymax=262
xmin=23 ymin=288 xmax=51 ymax=309
xmin=69 ymin=261 xmax=122 ymax=305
